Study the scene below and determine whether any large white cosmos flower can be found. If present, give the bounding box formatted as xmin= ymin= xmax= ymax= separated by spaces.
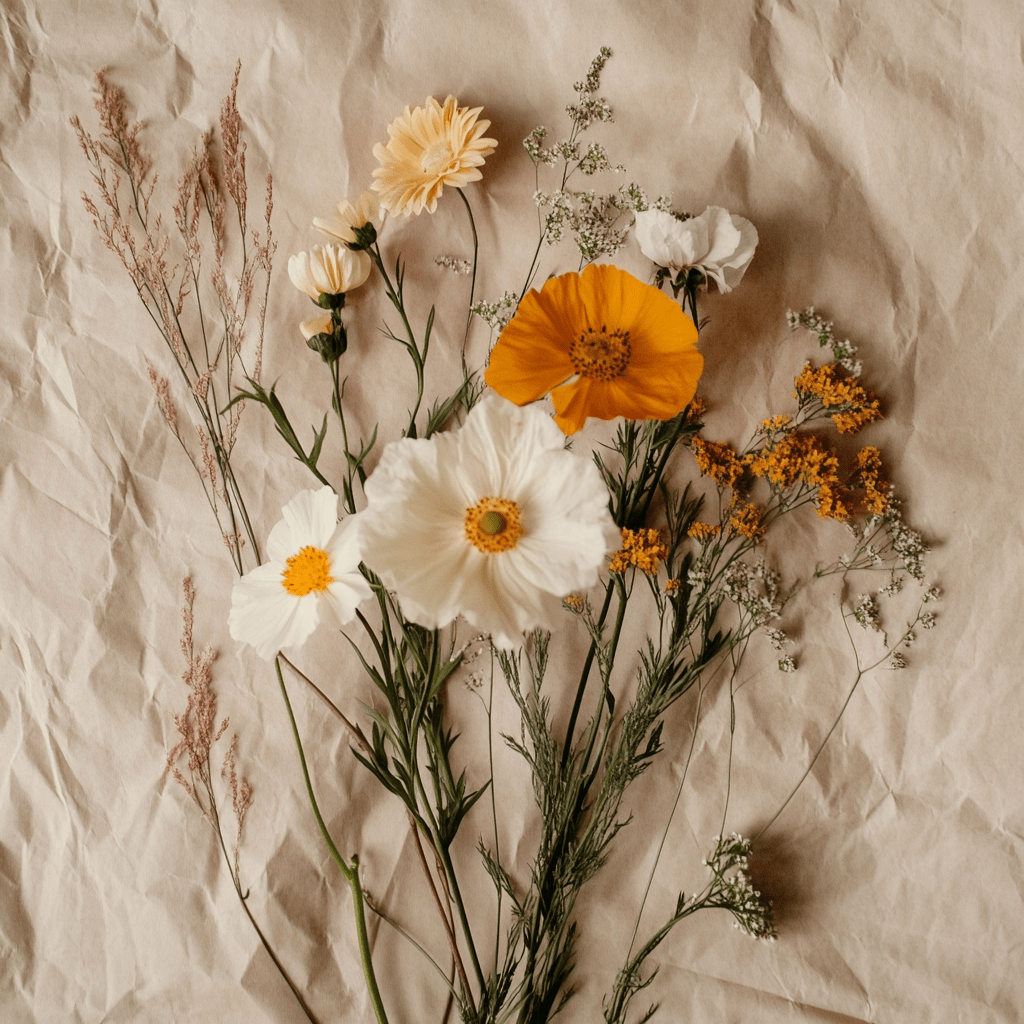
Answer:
xmin=634 ymin=206 xmax=758 ymax=293
xmin=358 ymin=396 xmax=620 ymax=649
xmin=229 ymin=487 xmax=371 ymax=660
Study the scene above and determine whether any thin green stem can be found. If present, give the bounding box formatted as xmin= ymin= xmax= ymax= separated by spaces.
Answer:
xmin=456 ymin=189 xmax=479 ymax=376
xmin=560 ymin=578 xmax=616 ymax=772
xmin=274 ymin=659 xmax=390 ymax=1024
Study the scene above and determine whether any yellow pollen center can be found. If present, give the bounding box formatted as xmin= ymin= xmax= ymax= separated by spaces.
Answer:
xmin=569 ymin=326 xmax=631 ymax=381
xmin=281 ymin=546 xmax=334 ymax=597
xmin=420 ymin=140 xmax=453 ymax=176
xmin=464 ymin=497 xmax=524 ymax=554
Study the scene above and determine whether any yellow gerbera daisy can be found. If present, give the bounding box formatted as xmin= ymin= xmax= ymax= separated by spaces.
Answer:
xmin=372 ymin=95 xmax=497 ymax=217
xmin=484 ymin=264 xmax=703 ymax=435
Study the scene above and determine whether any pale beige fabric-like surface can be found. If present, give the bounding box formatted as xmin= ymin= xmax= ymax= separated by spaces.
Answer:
xmin=2 ymin=1 xmax=1022 ymax=1021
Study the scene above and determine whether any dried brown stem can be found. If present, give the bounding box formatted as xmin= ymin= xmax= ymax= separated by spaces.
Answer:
xmin=408 ymin=812 xmax=475 ymax=1015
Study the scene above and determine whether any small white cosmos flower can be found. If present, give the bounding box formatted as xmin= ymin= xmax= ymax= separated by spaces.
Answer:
xmin=358 ymin=395 xmax=620 ymax=649
xmin=229 ymin=487 xmax=372 ymax=660
xmin=288 ymin=243 xmax=371 ymax=300
xmin=634 ymin=206 xmax=758 ymax=293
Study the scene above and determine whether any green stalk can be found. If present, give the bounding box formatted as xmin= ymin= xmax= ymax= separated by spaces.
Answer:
xmin=456 ymin=189 xmax=480 ymax=376
xmin=560 ymin=578 xmax=616 ymax=772
xmin=275 ymin=659 xmax=390 ymax=1024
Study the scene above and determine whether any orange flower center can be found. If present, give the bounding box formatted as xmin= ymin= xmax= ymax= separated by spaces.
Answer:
xmin=420 ymin=140 xmax=453 ymax=176
xmin=464 ymin=497 xmax=524 ymax=554
xmin=569 ymin=326 xmax=631 ymax=381
xmin=281 ymin=546 xmax=334 ymax=596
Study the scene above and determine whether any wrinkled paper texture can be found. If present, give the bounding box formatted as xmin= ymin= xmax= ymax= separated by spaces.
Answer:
xmin=1 ymin=0 xmax=1022 ymax=1021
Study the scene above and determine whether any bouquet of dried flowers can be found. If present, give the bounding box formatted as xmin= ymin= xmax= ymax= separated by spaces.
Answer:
xmin=74 ymin=49 xmax=937 ymax=1024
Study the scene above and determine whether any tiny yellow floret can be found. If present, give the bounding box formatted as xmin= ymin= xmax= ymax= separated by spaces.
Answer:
xmin=687 ymin=522 xmax=721 ymax=542
xmin=853 ymin=446 xmax=890 ymax=515
xmin=691 ymin=437 xmax=745 ymax=488
xmin=728 ymin=500 xmax=765 ymax=541
xmin=609 ymin=528 xmax=667 ymax=576
xmin=793 ymin=362 xmax=882 ymax=434
xmin=282 ymin=546 xmax=335 ymax=597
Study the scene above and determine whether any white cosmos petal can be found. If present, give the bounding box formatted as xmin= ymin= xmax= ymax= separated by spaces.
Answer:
xmin=280 ymin=486 xmax=339 ymax=551
xmin=229 ymin=568 xmax=321 ymax=660
xmin=359 ymin=395 xmax=617 ymax=649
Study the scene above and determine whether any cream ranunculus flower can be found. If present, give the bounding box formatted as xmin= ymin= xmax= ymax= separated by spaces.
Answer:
xmin=228 ymin=487 xmax=372 ymax=660
xmin=358 ymin=395 xmax=619 ymax=649
xmin=288 ymin=244 xmax=371 ymax=300
xmin=634 ymin=206 xmax=758 ymax=293
xmin=371 ymin=95 xmax=498 ymax=217
xmin=313 ymin=190 xmax=381 ymax=247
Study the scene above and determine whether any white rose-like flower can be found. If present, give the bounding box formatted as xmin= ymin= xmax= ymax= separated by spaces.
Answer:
xmin=634 ymin=206 xmax=758 ymax=293
xmin=288 ymin=244 xmax=371 ymax=300
xmin=313 ymin=190 xmax=381 ymax=245
xmin=229 ymin=487 xmax=372 ymax=660
xmin=358 ymin=395 xmax=620 ymax=649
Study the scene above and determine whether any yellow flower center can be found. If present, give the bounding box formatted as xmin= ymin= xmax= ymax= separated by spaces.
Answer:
xmin=420 ymin=140 xmax=454 ymax=176
xmin=569 ymin=326 xmax=631 ymax=381
xmin=281 ymin=546 xmax=334 ymax=597
xmin=464 ymin=497 xmax=524 ymax=554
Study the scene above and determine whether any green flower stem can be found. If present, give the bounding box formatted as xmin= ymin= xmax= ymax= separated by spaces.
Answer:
xmin=347 ymin=860 xmax=389 ymax=1024
xmin=368 ymin=244 xmax=429 ymax=437
xmin=577 ymin=575 xmax=629 ymax=774
xmin=412 ymin=772 xmax=487 ymax=997
xmin=456 ymin=189 xmax=479 ymax=375
xmin=330 ymin=359 xmax=362 ymax=516
xmin=408 ymin=813 xmax=476 ymax=1014
xmin=560 ymin=577 xmax=616 ymax=772
xmin=275 ymin=659 xmax=390 ymax=1024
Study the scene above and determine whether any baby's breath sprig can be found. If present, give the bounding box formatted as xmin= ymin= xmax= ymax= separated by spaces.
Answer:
xmin=520 ymin=49 xmax=668 ymax=281
xmin=471 ymin=290 xmax=519 ymax=331
xmin=605 ymin=834 xmax=774 ymax=1024
xmin=787 ymin=306 xmax=862 ymax=375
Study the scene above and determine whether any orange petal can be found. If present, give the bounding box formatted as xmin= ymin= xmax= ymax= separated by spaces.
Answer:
xmin=485 ymin=279 xmax=580 ymax=403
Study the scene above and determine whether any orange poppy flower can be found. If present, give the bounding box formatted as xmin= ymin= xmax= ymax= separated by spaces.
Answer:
xmin=484 ymin=263 xmax=703 ymax=434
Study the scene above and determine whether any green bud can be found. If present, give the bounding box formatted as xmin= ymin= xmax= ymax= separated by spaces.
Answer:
xmin=347 ymin=222 xmax=378 ymax=251
xmin=306 ymin=322 xmax=348 ymax=363
xmin=317 ymin=291 xmax=346 ymax=311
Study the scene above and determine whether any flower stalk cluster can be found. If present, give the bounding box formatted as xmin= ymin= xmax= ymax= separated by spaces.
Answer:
xmin=77 ymin=52 xmax=938 ymax=1024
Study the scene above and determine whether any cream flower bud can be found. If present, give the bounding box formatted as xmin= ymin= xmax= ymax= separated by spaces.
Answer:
xmin=313 ymin=190 xmax=381 ymax=245
xmin=634 ymin=206 xmax=758 ymax=293
xmin=288 ymin=244 xmax=371 ymax=300
xmin=299 ymin=313 xmax=333 ymax=340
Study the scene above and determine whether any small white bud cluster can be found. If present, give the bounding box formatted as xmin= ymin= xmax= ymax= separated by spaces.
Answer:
xmin=471 ymin=292 xmax=519 ymax=331
xmin=723 ymin=560 xmax=783 ymax=627
xmin=786 ymin=306 xmax=862 ymax=375
xmin=704 ymin=834 xmax=776 ymax=941
xmin=853 ymin=594 xmax=883 ymax=633
xmin=878 ymin=572 xmax=904 ymax=596
xmin=434 ymin=255 xmax=472 ymax=275
xmin=764 ymin=627 xmax=797 ymax=672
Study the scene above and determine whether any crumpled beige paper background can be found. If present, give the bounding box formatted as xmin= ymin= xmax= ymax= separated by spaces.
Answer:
xmin=2 ymin=0 xmax=1022 ymax=1021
